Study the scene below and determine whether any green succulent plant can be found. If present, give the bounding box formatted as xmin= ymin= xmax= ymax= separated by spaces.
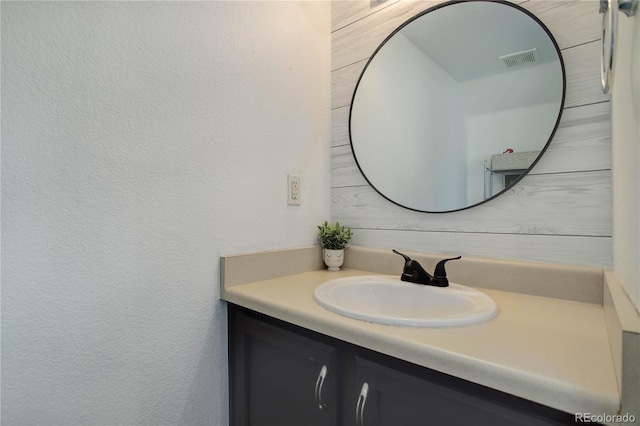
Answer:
xmin=317 ymin=221 xmax=353 ymax=250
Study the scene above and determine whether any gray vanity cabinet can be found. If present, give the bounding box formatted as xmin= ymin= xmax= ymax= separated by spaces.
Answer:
xmin=228 ymin=304 xmax=578 ymax=426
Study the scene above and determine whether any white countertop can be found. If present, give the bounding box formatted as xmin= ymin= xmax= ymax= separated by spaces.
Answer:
xmin=222 ymin=268 xmax=620 ymax=416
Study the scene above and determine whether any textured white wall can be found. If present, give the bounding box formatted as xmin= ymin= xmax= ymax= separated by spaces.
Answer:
xmin=1 ymin=1 xmax=331 ymax=424
xmin=612 ymin=11 xmax=640 ymax=311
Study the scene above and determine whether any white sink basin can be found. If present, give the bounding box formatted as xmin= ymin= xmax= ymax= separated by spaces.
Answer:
xmin=314 ymin=275 xmax=498 ymax=327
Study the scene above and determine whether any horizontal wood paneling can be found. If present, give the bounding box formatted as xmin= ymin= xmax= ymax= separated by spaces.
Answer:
xmin=330 ymin=0 xmax=612 ymax=267
xmin=563 ymin=42 xmax=609 ymax=108
xmin=351 ymin=229 xmax=612 ymax=267
xmin=331 ymin=143 xmax=367 ymax=187
xmin=332 ymin=0 xmax=400 ymax=32
xmin=530 ymin=102 xmax=611 ymax=174
xmin=331 ymin=59 xmax=366 ymax=109
xmin=331 ymin=106 xmax=350 ymax=147
xmin=332 ymin=170 xmax=612 ymax=236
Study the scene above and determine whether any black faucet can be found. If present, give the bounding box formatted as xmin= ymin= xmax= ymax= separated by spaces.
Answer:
xmin=392 ymin=249 xmax=461 ymax=287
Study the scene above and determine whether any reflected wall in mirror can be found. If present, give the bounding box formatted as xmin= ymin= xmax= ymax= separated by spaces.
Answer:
xmin=349 ymin=0 xmax=566 ymax=213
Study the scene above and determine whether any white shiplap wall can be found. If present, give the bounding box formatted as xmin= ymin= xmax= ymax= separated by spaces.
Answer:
xmin=331 ymin=0 xmax=612 ymax=267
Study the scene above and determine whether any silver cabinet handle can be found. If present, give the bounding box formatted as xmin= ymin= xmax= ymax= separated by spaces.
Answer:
xmin=314 ymin=365 xmax=328 ymax=411
xmin=355 ymin=382 xmax=369 ymax=426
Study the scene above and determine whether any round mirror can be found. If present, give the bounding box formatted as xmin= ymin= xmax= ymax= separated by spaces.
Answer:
xmin=349 ymin=0 xmax=565 ymax=213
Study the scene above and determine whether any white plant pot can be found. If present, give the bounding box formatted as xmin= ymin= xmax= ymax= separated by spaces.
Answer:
xmin=323 ymin=249 xmax=344 ymax=271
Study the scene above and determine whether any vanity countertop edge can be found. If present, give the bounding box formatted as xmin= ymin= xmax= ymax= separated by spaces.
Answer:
xmin=220 ymin=246 xmax=621 ymax=417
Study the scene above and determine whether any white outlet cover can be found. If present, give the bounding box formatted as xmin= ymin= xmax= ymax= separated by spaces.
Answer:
xmin=288 ymin=174 xmax=301 ymax=205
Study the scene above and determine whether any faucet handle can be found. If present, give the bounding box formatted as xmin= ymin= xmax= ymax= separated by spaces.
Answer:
xmin=392 ymin=249 xmax=433 ymax=284
xmin=392 ymin=249 xmax=411 ymax=262
xmin=432 ymin=256 xmax=462 ymax=286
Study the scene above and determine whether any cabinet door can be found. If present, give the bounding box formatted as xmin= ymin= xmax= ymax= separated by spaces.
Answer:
xmin=229 ymin=307 xmax=338 ymax=426
xmin=353 ymin=357 xmax=570 ymax=426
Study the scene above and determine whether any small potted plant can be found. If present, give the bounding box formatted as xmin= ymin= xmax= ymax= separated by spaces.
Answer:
xmin=317 ymin=221 xmax=353 ymax=271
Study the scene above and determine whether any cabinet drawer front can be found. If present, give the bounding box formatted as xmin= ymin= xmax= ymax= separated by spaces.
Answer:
xmin=229 ymin=307 xmax=338 ymax=426
xmin=354 ymin=357 xmax=568 ymax=426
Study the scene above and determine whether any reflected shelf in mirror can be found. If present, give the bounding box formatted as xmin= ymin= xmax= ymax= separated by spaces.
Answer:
xmin=483 ymin=151 xmax=540 ymax=200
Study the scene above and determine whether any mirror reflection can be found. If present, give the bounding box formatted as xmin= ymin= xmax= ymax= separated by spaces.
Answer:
xmin=349 ymin=0 xmax=565 ymax=212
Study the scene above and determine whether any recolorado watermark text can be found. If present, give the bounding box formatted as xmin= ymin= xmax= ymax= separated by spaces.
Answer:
xmin=575 ymin=412 xmax=636 ymax=423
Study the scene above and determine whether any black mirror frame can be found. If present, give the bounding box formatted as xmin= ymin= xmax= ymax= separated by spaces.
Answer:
xmin=348 ymin=0 xmax=567 ymax=213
